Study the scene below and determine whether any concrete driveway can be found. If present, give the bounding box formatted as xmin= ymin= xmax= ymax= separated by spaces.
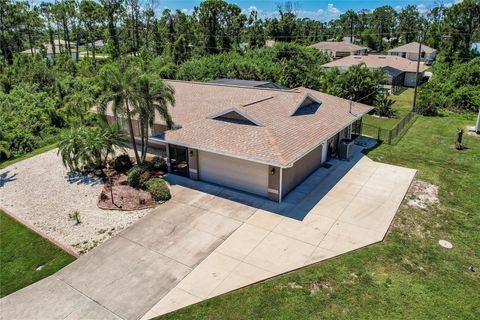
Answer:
xmin=0 ymin=144 xmax=416 ymax=320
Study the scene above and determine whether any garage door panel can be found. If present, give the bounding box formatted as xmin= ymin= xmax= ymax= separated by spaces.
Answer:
xmin=198 ymin=151 xmax=268 ymax=197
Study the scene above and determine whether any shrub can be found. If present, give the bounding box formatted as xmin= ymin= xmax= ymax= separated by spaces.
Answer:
xmin=150 ymin=156 xmax=167 ymax=172
xmin=146 ymin=179 xmax=171 ymax=202
xmin=112 ymin=154 xmax=132 ymax=173
xmin=127 ymin=166 xmax=142 ymax=189
xmin=140 ymin=170 xmax=151 ymax=187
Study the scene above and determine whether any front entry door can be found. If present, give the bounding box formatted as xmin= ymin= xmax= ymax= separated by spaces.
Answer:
xmin=169 ymin=145 xmax=189 ymax=177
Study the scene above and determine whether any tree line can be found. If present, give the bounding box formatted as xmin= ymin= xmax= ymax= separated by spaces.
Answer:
xmin=1 ymin=0 xmax=479 ymax=65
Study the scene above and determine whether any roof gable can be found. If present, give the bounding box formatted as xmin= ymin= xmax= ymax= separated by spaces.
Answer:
xmin=208 ymin=107 xmax=263 ymax=126
xmin=291 ymin=93 xmax=322 ymax=116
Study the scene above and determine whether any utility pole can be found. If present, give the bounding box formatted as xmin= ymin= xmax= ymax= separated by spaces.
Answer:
xmin=412 ymin=32 xmax=424 ymax=113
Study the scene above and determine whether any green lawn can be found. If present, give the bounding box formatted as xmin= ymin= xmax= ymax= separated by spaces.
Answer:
xmin=156 ymin=112 xmax=480 ymax=319
xmin=0 ymin=211 xmax=75 ymax=297
xmin=363 ymin=88 xmax=415 ymax=130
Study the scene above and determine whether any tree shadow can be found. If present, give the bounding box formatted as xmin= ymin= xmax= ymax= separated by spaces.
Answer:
xmin=0 ymin=171 xmax=17 ymax=187
xmin=65 ymin=172 xmax=104 ymax=186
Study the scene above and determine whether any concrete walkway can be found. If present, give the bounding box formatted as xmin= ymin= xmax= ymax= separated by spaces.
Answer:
xmin=0 ymin=142 xmax=416 ymax=320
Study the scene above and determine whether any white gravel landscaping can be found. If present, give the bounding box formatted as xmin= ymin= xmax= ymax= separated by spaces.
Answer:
xmin=0 ymin=149 xmax=152 ymax=254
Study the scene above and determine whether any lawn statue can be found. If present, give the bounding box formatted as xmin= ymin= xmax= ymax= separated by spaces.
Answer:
xmin=455 ymin=128 xmax=464 ymax=150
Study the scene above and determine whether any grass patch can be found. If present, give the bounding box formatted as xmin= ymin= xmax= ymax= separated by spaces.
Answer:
xmin=0 ymin=211 xmax=75 ymax=297
xmin=363 ymin=88 xmax=414 ymax=130
xmin=156 ymin=112 xmax=480 ymax=319
xmin=0 ymin=143 xmax=58 ymax=169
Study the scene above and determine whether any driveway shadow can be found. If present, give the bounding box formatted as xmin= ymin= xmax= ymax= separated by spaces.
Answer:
xmin=0 ymin=171 xmax=17 ymax=187
xmin=166 ymin=136 xmax=379 ymax=221
xmin=65 ymin=172 xmax=104 ymax=186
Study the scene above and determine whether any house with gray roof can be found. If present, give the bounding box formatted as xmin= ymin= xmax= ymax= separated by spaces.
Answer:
xmin=388 ymin=42 xmax=437 ymax=63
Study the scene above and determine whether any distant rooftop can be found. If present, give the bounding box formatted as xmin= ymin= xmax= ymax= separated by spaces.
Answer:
xmin=322 ymin=54 xmax=427 ymax=73
xmin=208 ymin=79 xmax=288 ymax=90
xmin=388 ymin=42 xmax=437 ymax=54
xmin=309 ymin=41 xmax=367 ymax=52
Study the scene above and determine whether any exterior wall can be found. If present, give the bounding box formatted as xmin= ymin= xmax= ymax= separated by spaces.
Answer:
xmin=404 ymin=71 xmax=424 ymax=87
xmin=151 ymin=123 xmax=168 ymax=136
xmin=268 ymin=166 xmax=280 ymax=202
xmin=281 ymin=144 xmax=323 ymax=197
xmin=188 ymin=148 xmax=199 ymax=180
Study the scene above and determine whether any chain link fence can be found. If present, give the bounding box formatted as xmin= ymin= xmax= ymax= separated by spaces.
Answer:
xmin=352 ymin=112 xmax=417 ymax=145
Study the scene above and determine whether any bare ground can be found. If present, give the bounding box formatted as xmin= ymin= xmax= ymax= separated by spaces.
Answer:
xmin=0 ymin=150 xmax=152 ymax=254
xmin=405 ymin=179 xmax=439 ymax=209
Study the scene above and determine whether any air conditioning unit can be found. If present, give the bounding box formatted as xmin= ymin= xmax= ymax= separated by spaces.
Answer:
xmin=339 ymin=139 xmax=354 ymax=160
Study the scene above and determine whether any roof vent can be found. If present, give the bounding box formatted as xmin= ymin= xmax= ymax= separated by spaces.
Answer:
xmin=291 ymin=93 xmax=322 ymax=116
xmin=378 ymin=56 xmax=387 ymax=59
xmin=208 ymin=108 xmax=262 ymax=126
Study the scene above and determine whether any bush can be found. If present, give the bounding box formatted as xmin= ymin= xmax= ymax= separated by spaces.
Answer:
xmin=140 ymin=170 xmax=151 ymax=187
xmin=146 ymin=179 xmax=171 ymax=202
xmin=127 ymin=166 xmax=142 ymax=189
xmin=150 ymin=156 xmax=167 ymax=172
xmin=112 ymin=154 xmax=132 ymax=173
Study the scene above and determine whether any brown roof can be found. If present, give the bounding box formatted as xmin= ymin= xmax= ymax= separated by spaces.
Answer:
xmin=309 ymin=41 xmax=367 ymax=53
xmin=321 ymin=55 xmax=428 ymax=73
xmin=143 ymin=81 xmax=372 ymax=168
xmin=388 ymin=42 xmax=436 ymax=54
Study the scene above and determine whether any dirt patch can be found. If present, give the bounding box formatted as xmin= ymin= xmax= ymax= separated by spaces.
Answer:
xmin=405 ymin=179 xmax=439 ymax=209
xmin=98 ymin=185 xmax=154 ymax=210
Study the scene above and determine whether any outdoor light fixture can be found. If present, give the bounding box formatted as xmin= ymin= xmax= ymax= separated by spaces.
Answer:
xmin=271 ymin=168 xmax=276 ymax=175
xmin=189 ymin=150 xmax=194 ymax=157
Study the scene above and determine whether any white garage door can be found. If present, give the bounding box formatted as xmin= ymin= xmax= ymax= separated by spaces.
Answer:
xmin=198 ymin=151 xmax=268 ymax=197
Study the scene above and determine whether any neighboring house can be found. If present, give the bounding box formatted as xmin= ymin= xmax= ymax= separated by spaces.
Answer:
xmin=322 ymin=55 xmax=428 ymax=89
xmin=309 ymin=41 xmax=368 ymax=59
xmin=101 ymin=80 xmax=372 ymax=202
xmin=208 ymin=79 xmax=287 ymax=90
xmin=388 ymin=42 xmax=437 ymax=63
xmin=21 ymin=39 xmax=78 ymax=61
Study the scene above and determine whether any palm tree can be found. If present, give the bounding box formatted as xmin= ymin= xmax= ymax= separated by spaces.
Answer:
xmin=374 ymin=93 xmax=396 ymax=118
xmin=59 ymin=91 xmax=94 ymax=126
xmin=98 ymin=62 xmax=142 ymax=163
xmin=137 ymin=74 xmax=175 ymax=161
xmin=58 ymin=125 xmax=126 ymax=172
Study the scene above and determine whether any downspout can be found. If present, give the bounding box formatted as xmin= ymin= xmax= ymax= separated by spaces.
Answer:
xmin=279 ymin=168 xmax=283 ymax=203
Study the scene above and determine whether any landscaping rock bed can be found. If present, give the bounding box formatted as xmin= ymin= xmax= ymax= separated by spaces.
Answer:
xmin=0 ymin=150 xmax=153 ymax=255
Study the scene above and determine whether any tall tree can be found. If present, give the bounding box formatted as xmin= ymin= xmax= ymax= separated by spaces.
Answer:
xmin=397 ymin=5 xmax=422 ymax=43
xmin=98 ymin=62 xmax=142 ymax=163
xmin=136 ymin=74 xmax=175 ymax=161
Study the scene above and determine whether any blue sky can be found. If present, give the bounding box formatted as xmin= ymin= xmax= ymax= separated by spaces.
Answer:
xmin=156 ymin=0 xmax=449 ymax=21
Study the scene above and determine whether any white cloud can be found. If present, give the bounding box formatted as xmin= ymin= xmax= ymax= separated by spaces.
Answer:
xmin=327 ymin=4 xmax=340 ymax=14
xmin=417 ymin=4 xmax=429 ymax=15
xmin=181 ymin=8 xmax=194 ymax=14
xmin=248 ymin=6 xmax=259 ymax=13
xmin=394 ymin=5 xmax=403 ymax=12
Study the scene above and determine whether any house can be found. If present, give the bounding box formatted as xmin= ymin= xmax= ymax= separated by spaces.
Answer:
xmin=208 ymin=79 xmax=287 ymax=90
xmin=321 ymin=55 xmax=428 ymax=89
xmin=101 ymin=81 xmax=372 ymax=202
xmin=309 ymin=41 xmax=368 ymax=59
xmin=21 ymin=39 xmax=78 ymax=61
xmin=388 ymin=42 xmax=437 ymax=63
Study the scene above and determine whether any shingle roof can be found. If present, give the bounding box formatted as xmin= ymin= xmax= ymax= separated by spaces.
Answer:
xmin=388 ymin=42 xmax=436 ymax=54
xmin=321 ymin=55 xmax=427 ymax=73
xmin=148 ymin=81 xmax=372 ymax=168
xmin=309 ymin=41 xmax=367 ymax=52
xmin=208 ymin=79 xmax=287 ymax=89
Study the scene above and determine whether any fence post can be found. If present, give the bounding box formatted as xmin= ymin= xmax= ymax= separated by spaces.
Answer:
xmin=388 ymin=130 xmax=393 ymax=144
xmin=377 ymin=128 xmax=382 ymax=141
